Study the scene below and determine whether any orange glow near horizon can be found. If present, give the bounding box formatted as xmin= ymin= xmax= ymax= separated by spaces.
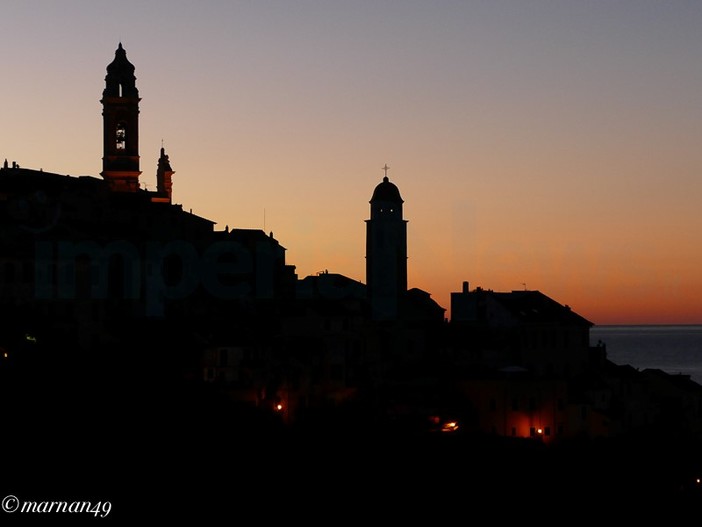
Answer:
xmin=1 ymin=2 xmax=701 ymax=326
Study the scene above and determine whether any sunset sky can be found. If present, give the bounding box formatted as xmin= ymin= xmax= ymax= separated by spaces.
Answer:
xmin=2 ymin=1 xmax=701 ymax=325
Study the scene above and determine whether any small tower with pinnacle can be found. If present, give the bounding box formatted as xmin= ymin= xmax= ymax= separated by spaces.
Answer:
xmin=365 ymin=164 xmax=408 ymax=320
xmin=156 ymin=145 xmax=175 ymax=203
xmin=100 ymin=43 xmax=142 ymax=192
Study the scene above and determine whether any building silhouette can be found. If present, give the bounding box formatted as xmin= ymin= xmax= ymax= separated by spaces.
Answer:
xmin=1 ymin=45 xmax=701 ymax=507
xmin=101 ymin=42 xmax=142 ymax=193
xmin=366 ymin=167 xmax=407 ymax=321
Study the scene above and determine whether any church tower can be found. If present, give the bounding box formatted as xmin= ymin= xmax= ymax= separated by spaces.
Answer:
xmin=100 ymin=43 xmax=141 ymax=192
xmin=365 ymin=165 xmax=408 ymax=320
xmin=155 ymin=146 xmax=175 ymax=203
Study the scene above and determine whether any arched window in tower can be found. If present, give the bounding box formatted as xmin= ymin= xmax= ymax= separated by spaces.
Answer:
xmin=116 ymin=122 xmax=126 ymax=150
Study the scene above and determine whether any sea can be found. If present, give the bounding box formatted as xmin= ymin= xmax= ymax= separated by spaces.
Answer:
xmin=590 ymin=325 xmax=702 ymax=386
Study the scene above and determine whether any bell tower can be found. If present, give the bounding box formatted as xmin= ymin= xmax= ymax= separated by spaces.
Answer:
xmin=101 ymin=43 xmax=141 ymax=192
xmin=365 ymin=164 xmax=408 ymax=320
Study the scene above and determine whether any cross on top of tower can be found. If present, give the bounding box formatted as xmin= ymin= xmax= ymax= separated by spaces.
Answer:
xmin=382 ymin=164 xmax=390 ymax=181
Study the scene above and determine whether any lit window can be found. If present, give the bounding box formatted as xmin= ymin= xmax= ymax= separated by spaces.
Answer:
xmin=116 ymin=122 xmax=126 ymax=150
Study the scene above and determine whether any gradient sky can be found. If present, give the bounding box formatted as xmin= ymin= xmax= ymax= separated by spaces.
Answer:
xmin=2 ymin=1 xmax=701 ymax=325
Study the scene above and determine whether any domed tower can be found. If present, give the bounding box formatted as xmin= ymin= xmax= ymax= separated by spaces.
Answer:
xmin=100 ymin=43 xmax=141 ymax=192
xmin=365 ymin=165 xmax=408 ymax=320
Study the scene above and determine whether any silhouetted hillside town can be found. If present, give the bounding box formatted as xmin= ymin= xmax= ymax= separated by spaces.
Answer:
xmin=1 ymin=45 xmax=701 ymax=510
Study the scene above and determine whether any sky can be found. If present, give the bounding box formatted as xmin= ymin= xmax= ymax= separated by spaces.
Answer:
xmin=1 ymin=1 xmax=701 ymax=325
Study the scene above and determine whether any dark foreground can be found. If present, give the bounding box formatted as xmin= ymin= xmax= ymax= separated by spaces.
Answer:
xmin=3 ymin=400 xmax=701 ymax=523
xmin=2 ymin=355 xmax=701 ymax=523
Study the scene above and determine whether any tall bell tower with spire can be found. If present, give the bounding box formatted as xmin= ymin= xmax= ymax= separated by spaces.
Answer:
xmin=366 ymin=164 xmax=408 ymax=320
xmin=100 ymin=43 xmax=141 ymax=192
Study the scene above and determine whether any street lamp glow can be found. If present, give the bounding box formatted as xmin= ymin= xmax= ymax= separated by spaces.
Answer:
xmin=441 ymin=421 xmax=459 ymax=432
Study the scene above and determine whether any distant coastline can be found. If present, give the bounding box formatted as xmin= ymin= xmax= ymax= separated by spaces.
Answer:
xmin=590 ymin=324 xmax=702 ymax=386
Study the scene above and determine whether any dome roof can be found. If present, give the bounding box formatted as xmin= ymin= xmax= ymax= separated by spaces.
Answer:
xmin=103 ymin=43 xmax=139 ymax=99
xmin=106 ymin=42 xmax=135 ymax=76
xmin=370 ymin=176 xmax=403 ymax=203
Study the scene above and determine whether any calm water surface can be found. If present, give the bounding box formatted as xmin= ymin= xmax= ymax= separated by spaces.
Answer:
xmin=590 ymin=325 xmax=702 ymax=386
